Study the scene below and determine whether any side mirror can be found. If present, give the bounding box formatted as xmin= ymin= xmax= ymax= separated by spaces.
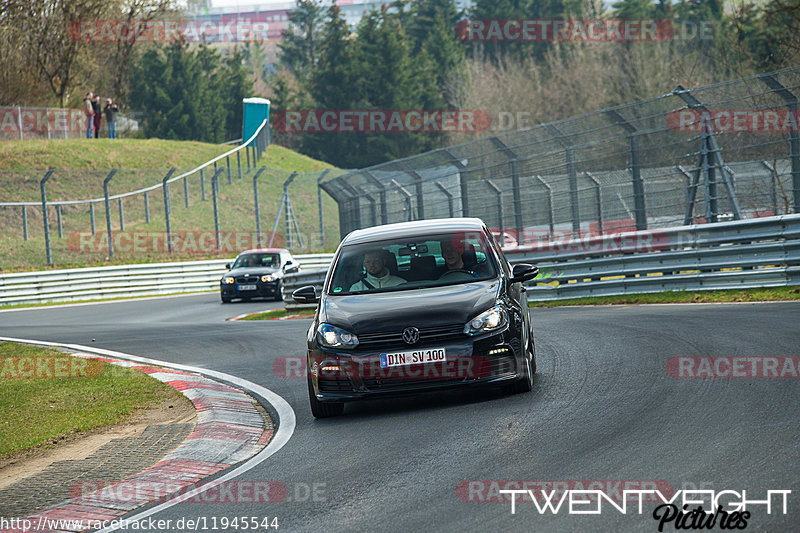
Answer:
xmin=292 ymin=285 xmax=318 ymax=304
xmin=224 ymin=263 xmax=231 ymax=270
xmin=284 ymin=260 xmax=299 ymax=274
xmin=511 ymin=263 xmax=539 ymax=283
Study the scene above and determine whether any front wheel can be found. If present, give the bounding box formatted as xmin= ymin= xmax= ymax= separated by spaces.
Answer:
xmin=506 ymin=336 xmax=534 ymax=394
xmin=273 ymin=281 xmax=283 ymax=302
xmin=308 ymin=377 xmax=344 ymax=418
xmin=221 ymin=293 xmax=232 ymax=303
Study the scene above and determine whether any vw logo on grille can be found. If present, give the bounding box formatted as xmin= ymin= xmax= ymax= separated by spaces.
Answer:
xmin=402 ymin=327 xmax=420 ymax=345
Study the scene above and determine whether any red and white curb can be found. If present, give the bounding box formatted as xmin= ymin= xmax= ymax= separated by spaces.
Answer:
xmin=0 ymin=337 xmax=296 ymax=533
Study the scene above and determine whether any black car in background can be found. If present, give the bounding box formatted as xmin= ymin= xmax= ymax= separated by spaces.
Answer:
xmin=220 ymin=248 xmax=299 ymax=303
xmin=293 ymin=218 xmax=539 ymax=418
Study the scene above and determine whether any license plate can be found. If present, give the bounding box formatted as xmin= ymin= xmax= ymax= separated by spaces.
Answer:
xmin=238 ymin=284 xmax=257 ymax=291
xmin=380 ymin=348 xmax=446 ymax=368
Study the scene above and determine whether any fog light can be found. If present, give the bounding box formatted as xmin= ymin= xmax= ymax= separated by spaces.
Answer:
xmin=488 ymin=347 xmax=510 ymax=356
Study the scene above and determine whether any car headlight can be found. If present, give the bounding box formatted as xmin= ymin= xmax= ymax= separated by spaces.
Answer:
xmin=464 ymin=305 xmax=508 ymax=336
xmin=261 ymin=274 xmax=275 ymax=282
xmin=222 ymin=276 xmax=235 ymax=284
xmin=317 ymin=323 xmax=359 ymax=349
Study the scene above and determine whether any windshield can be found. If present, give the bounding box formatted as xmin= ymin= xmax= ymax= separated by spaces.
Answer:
xmin=232 ymin=253 xmax=280 ymax=269
xmin=327 ymin=231 xmax=498 ymax=295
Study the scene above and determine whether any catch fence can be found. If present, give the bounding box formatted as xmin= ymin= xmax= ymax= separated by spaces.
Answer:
xmin=319 ymin=66 xmax=800 ymax=245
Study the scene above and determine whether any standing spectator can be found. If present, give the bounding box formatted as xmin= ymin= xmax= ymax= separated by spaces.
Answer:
xmin=104 ymin=98 xmax=119 ymax=139
xmin=92 ymin=95 xmax=102 ymax=138
xmin=83 ymin=92 xmax=94 ymax=138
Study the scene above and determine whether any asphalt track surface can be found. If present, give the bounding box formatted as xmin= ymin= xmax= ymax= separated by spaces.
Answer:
xmin=1 ymin=295 xmax=799 ymax=532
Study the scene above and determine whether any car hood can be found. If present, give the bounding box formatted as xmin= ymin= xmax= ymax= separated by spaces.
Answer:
xmin=223 ymin=267 xmax=280 ymax=278
xmin=320 ymin=280 xmax=500 ymax=333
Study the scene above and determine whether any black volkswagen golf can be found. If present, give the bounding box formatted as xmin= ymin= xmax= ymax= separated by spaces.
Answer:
xmin=293 ymin=218 xmax=539 ymax=418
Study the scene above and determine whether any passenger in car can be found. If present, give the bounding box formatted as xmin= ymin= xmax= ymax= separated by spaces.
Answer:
xmin=349 ymin=250 xmax=406 ymax=291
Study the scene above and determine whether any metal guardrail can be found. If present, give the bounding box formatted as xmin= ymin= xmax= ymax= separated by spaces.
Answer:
xmin=0 ymin=253 xmax=334 ymax=306
xmin=280 ymin=215 xmax=800 ymax=305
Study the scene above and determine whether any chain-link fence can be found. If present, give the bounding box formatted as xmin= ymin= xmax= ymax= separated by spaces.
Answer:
xmin=320 ymin=66 xmax=800 ymax=245
xmin=0 ymin=121 xmax=318 ymax=270
xmin=0 ymin=106 xmax=141 ymax=140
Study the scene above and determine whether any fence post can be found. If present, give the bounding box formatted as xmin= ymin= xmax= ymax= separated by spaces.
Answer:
xmin=363 ymin=170 xmax=387 ymax=224
xmin=246 ymin=143 xmax=251 ymax=171
xmin=237 ymin=151 xmax=242 ymax=180
xmin=534 ymin=175 xmax=555 ymax=240
xmin=489 ymin=137 xmax=524 ymax=241
xmin=391 ymin=179 xmax=414 ymax=222
xmin=252 ymin=166 xmax=267 ymax=247
xmin=441 ymin=148 xmax=469 ymax=216
xmin=226 ymin=155 xmax=232 ymax=184
xmin=90 ymin=203 xmax=96 ymax=235
xmin=144 ymin=192 xmax=150 ymax=223
xmin=40 ymin=169 xmax=55 ymax=266
xmin=17 ymin=106 xmax=23 ymax=141
xmin=317 ymin=169 xmax=331 ymax=247
xmin=22 ymin=206 xmax=28 ymax=241
xmin=200 ymin=168 xmax=206 ymax=201
xmin=584 ymin=172 xmax=603 ymax=234
xmin=436 ymin=181 xmax=454 ymax=218
xmin=118 ymin=198 xmax=125 ymax=231
xmin=761 ymin=161 xmax=780 ymax=214
xmin=183 ymin=175 xmax=189 ymax=208
xmin=408 ymin=170 xmax=424 ymax=220
xmin=284 ymin=172 xmax=299 ymax=248
xmin=604 ymin=109 xmax=647 ymax=230
xmin=162 ymin=168 xmax=176 ymax=253
xmin=486 ymin=180 xmax=503 ymax=237
xmin=758 ymin=74 xmax=800 ymax=213
xmin=212 ymin=168 xmax=223 ymax=250
xmin=103 ymin=169 xmax=118 ymax=257
xmin=545 ymin=124 xmax=581 ymax=237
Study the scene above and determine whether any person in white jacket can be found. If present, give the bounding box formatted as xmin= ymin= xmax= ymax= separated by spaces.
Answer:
xmin=349 ymin=250 xmax=405 ymax=292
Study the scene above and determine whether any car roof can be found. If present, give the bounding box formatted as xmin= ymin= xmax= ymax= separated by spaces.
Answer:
xmin=341 ymin=218 xmax=487 ymax=246
xmin=238 ymin=248 xmax=288 ymax=255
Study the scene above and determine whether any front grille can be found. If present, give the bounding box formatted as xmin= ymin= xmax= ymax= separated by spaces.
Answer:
xmin=357 ymin=324 xmax=465 ymax=350
xmin=235 ymin=276 xmax=260 ymax=284
xmin=362 ymin=377 xmax=460 ymax=390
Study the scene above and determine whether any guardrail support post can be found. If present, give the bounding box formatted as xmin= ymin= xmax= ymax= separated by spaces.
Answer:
xmin=22 ymin=206 xmax=28 ymax=241
xmin=253 ymin=166 xmax=267 ymax=247
xmin=103 ymin=169 xmax=118 ymax=257
xmin=90 ymin=203 xmax=96 ymax=235
xmin=317 ymin=169 xmax=331 ymax=247
xmin=118 ymin=198 xmax=125 ymax=231
xmin=758 ymin=74 xmax=800 ymax=214
xmin=212 ymin=168 xmax=223 ymax=250
xmin=162 ymin=168 xmax=176 ymax=253
xmin=39 ymin=168 xmax=55 ymax=266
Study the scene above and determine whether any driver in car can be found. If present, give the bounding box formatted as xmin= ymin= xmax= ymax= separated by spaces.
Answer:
xmin=349 ymin=249 xmax=406 ymax=291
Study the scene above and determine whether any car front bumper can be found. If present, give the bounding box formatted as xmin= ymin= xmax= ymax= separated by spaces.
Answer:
xmin=308 ymin=329 xmax=525 ymax=402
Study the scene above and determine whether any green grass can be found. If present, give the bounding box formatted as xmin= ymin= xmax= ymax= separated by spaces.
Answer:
xmin=0 ymin=140 xmax=342 ymax=272
xmin=237 ymin=307 xmax=315 ymax=320
xmin=529 ymin=286 xmax=800 ymax=307
xmin=0 ymin=341 xmax=185 ymax=460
